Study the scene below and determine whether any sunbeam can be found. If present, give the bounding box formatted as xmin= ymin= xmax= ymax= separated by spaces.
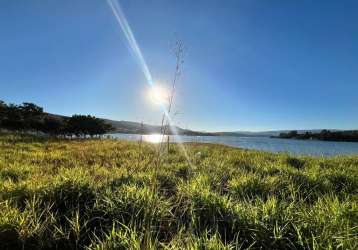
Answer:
xmin=106 ymin=0 xmax=192 ymax=165
xmin=106 ymin=0 xmax=153 ymax=86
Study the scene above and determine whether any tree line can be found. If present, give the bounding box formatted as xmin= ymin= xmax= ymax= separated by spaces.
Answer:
xmin=0 ymin=100 xmax=114 ymax=137
xmin=276 ymin=129 xmax=358 ymax=142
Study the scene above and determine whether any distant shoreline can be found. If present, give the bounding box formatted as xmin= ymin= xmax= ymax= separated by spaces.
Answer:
xmin=273 ymin=130 xmax=358 ymax=143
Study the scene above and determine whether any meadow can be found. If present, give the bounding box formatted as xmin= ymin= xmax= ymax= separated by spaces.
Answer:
xmin=0 ymin=134 xmax=357 ymax=249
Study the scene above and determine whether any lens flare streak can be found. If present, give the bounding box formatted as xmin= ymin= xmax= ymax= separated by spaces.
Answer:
xmin=107 ymin=0 xmax=153 ymax=86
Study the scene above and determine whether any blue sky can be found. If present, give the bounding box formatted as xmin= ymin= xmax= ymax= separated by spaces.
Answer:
xmin=1 ymin=0 xmax=357 ymax=132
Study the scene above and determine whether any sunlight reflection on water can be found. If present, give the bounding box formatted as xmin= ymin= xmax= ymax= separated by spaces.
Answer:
xmin=109 ymin=133 xmax=358 ymax=156
xmin=142 ymin=134 xmax=165 ymax=143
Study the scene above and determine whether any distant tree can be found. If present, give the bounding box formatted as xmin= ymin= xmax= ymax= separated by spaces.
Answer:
xmin=303 ymin=131 xmax=312 ymax=139
xmin=320 ymin=129 xmax=330 ymax=135
xmin=20 ymin=102 xmax=44 ymax=132
xmin=95 ymin=119 xmax=115 ymax=137
xmin=42 ymin=117 xmax=65 ymax=136
xmin=288 ymin=130 xmax=298 ymax=137
xmin=319 ymin=129 xmax=331 ymax=140
xmin=2 ymin=104 xmax=25 ymax=131
xmin=0 ymin=100 xmax=7 ymax=129
xmin=0 ymin=100 xmax=6 ymax=112
xmin=21 ymin=102 xmax=43 ymax=117
xmin=66 ymin=115 xmax=84 ymax=137
xmin=0 ymin=101 xmax=45 ymax=132
xmin=0 ymin=100 xmax=114 ymax=138
xmin=65 ymin=115 xmax=114 ymax=138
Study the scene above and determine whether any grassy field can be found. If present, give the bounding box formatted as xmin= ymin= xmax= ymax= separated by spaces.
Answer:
xmin=0 ymin=134 xmax=357 ymax=249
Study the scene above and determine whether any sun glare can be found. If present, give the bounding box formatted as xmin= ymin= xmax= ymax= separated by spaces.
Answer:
xmin=143 ymin=134 xmax=164 ymax=143
xmin=149 ymin=85 xmax=168 ymax=105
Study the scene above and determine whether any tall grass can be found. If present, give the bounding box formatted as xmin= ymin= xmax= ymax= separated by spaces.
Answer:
xmin=0 ymin=133 xmax=357 ymax=249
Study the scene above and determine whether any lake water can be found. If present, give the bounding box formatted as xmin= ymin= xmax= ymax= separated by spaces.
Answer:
xmin=109 ymin=133 xmax=358 ymax=157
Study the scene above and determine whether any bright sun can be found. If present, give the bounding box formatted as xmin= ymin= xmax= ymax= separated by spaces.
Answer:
xmin=149 ymin=85 xmax=168 ymax=105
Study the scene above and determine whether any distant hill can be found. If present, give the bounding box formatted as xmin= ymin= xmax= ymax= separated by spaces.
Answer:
xmin=47 ymin=113 xmax=350 ymax=137
xmin=211 ymin=131 xmax=277 ymax=137
xmin=102 ymin=119 xmax=214 ymax=136
xmin=46 ymin=114 xmax=212 ymax=136
xmin=100 ymin=122 xmax=349 ymax=137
